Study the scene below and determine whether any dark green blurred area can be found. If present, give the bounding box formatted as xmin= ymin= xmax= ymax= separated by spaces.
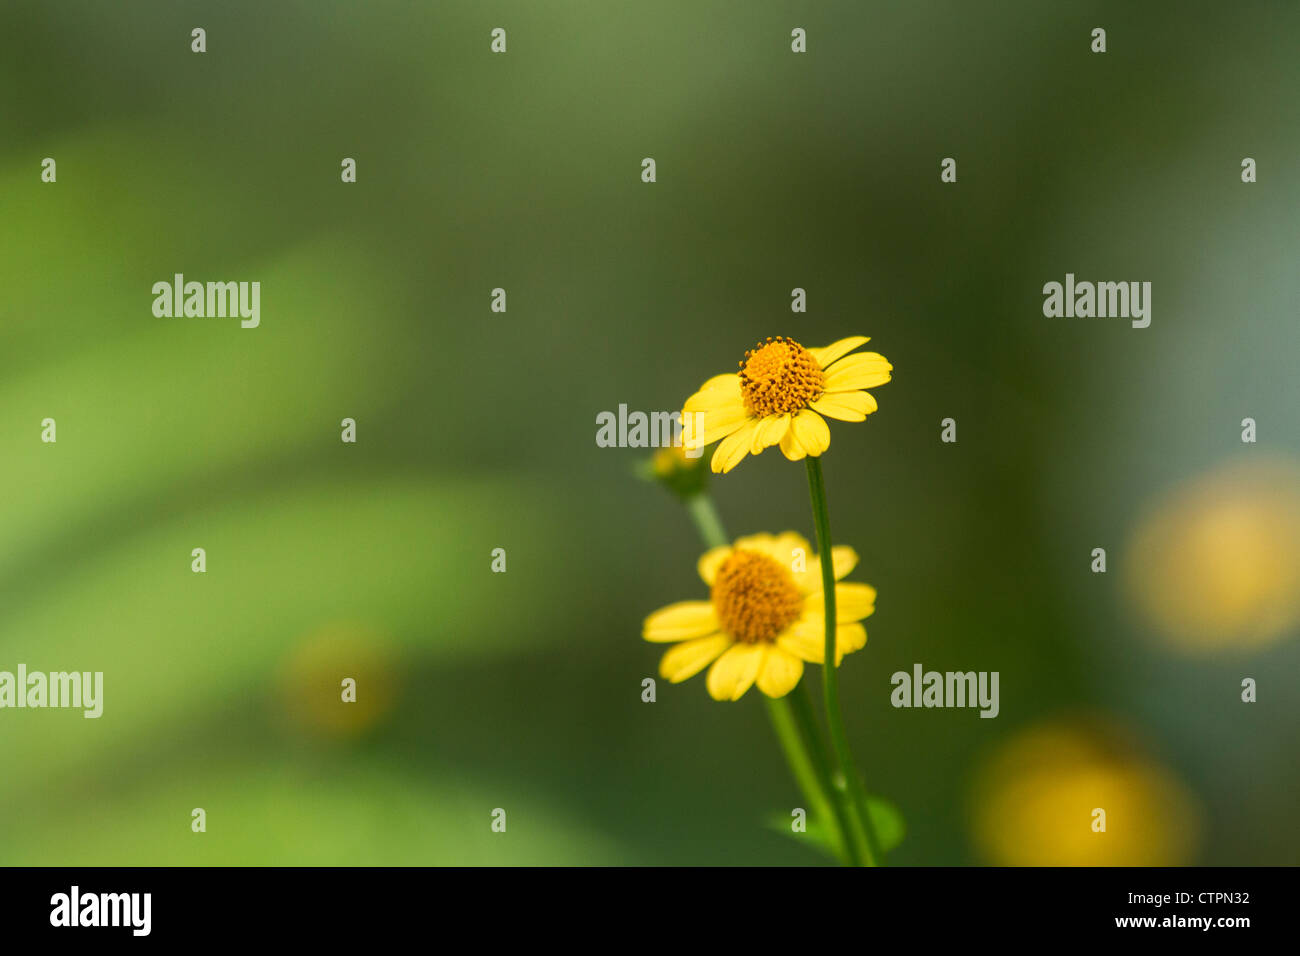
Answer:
xmin=1 ymin=1 xmax=1297 ymax=865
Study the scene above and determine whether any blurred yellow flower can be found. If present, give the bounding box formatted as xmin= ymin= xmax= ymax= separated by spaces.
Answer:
xmin=643 ymin=442 xmax=708 ymax=497
xmin=971 ymin=722 xmax=1201 ymax=866
xmin=279 ymin=624 xmax=399 ymax=739
xmin=682 ymin=336 xmax=892 ymax=473
xmin=643 ymin=532 xmax=875 ymax=700
xmin=1126 ymin=458 xmax=1300 ymax=652
xmin=652 ymin=444 xmax=693 ymax=477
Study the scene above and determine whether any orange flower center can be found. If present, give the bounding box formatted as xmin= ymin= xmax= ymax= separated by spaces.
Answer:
xmin=710 ymin=549 xmax=804 ymax=643
xmin=739 ymin=337 xmax=826 ymax=416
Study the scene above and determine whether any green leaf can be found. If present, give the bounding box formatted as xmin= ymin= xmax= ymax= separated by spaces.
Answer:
xmin=868 ymin=794 xmax=907 ymax=852
xmin=768 ymin=793 xmax=905 ymax=862
xmin=764 ymin=810 xmax=841 ymax=861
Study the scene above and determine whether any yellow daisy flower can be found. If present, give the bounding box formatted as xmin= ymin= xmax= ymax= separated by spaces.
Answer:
xmin=681 ymin=335 xmax=892 ymax=474
xmin=643 ymin=532 xmax=876 ymax=701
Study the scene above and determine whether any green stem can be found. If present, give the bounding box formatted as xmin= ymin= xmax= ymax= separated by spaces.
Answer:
xmin=685 ymin=493 xmax=728 ymax=549
xmin=789 ymin=679 xmax=857 ymax=865
xmin=682 ymin=491 xmax=851 ymax=864
xmin=804 ymin=456 xmax=885 ymax=866
xmin=790 ymin=682 xmax=836 ymax=796
xmin=764 ymin=695 xmax=849 ymax=864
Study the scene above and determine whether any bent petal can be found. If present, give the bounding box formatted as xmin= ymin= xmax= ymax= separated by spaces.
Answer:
xmin=779 ymin=427 xmax=807 ymax=461
xmin=808 ymin=336 xmax=870 ymax=369
xmin=823 ymin=352 xmax=892 ymax=392
xmin=790 ymin=409 xmax=831 ymax=457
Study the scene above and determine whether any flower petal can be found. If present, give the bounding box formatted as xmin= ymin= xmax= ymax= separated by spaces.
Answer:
xmin=777 ymin=629 xmax=823 ymax=664
xmin=786 ymin=616 xmax=869 ymax=664
xmin=792 ymin=545 xmax=859 ymax=592
xmin=706 ymin=642 xmax=765 ymax=701
xmin=810 ymin=389 xmax=878 ymax=422
xmin=697 ymin=546 xmax=733 ymax=585
xmin=756 ymin=647 xmax=804 ymax=698
xmin=770 ymin=531 xmax=813 ymax=570
xmin=805 ymin=581 xmax=877 ymax=622
xmin=834 ymin=622 xmax=868 ymax=662
xmin=683 ymin=374 xmax=742 ymax=412
xmin=731 ymin=532 xmax=810 ymax=568
xmin=836 ymin=582 xmax=877 ymax=621
xmin=659 ymin=634 xmax=733 ymax=682
xmin=808 ymin=336 xmax=870 ymax=369
xmin=790 ymin=409 xmax=831 ymax=457
xmin=750 ymin=413 xmax=791 ymax=453
xmin=682 ymin=402 xmax=750 ymax=451
xmin=711 ymin=419 xmax=759 ymax=473
xmin=779 ymin=427 xmax=807 ymax=461
xmin=731 ymin=532 xmax=779 ymax=555
xmin=643 ymin=601 xmax=719 ymax=642
xmin=822 ymin=352 xmax=892 ymax=392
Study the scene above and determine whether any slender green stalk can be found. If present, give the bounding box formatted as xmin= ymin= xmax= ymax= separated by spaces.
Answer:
xmin=685 ymin=493 xmax=728 ymax=549
xmin=804 ymin=456 xmax=885 ymax=866
xmin=764 ymin=695 xmax=849 ymax=863
xmin=789 ymin=683 xmax=836 ymax=801
xmin=789 ymin=680 xmax=857 ymax=864
xmin=682 ymin=491 xmax=852 ymax=864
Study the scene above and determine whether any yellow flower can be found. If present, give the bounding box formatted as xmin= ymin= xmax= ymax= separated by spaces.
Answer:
xmin=638 ymin=441 xmax=710 ymax=499
xmin=643 ymin=532 xmax=876 ymax=700
xmin=1125 ymin=457 xmax=1300 ymax=653
xmin=652 ymin=444 xmax=693 ymax=477
xmin=970 ymin=721 xmax=1201 ymax=866
xmin=681 ymin=336 xmax=892 ymax=474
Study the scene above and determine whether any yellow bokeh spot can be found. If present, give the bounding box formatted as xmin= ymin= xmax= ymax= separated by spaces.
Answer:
xmin=1126 ymin=458 xmax=1300 ymax=652
xmin=278 ymin=623 xmax=399 ymax=739
xmin=971 ymin=721 xmax=1201 ymax=866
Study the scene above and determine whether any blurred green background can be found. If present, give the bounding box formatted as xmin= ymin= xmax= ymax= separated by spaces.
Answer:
xmin=2 ymin=0 xmax=1297 ymax=865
